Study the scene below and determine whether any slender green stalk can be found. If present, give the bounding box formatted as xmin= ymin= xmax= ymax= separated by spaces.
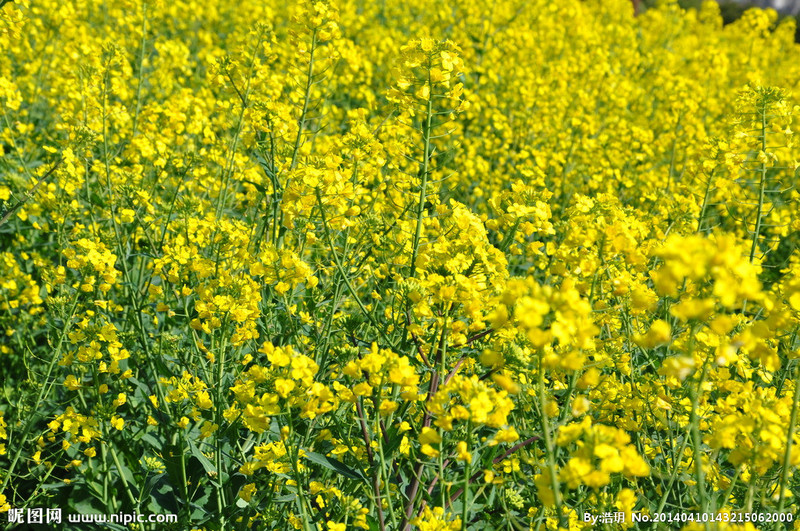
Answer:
xmin=290 ymin=29 xmax=317 ymax=171
xmin=655 ymin=433 xmax=691 ymax=514
xmin=0 ymin=295 xmax=80 ymax=495
xmin=537 ymin=353 xmax=564 ymax=527
xmin=408 ymin=74 xmax=434 ymax=282
xmin=215 ymin=30 xmax=264 ymax=220
xmin=356 ymin=398 xmax=386 ymax=531
xmin=460 ymin=421 xmax=472 ymax=530
xmin=315 ymin=188 xmax=395 ymax=349
xmin=76 ymin=386 xmax=142 ymax=528
xmin=285 ymin=408 xmax=316 ymax=531
xmin=776 ymin=363 xmax=800 ymax=521
xmin=748 ymin=101 xmax=768 ymax=263
xmin=214 ymin=331 xmax=229 ymax=529
xmin=131 ymin=0 xmax=148 ymax=138
xmin=376 ymin=421 xmax=399 ymax=529
xmin=688 ymin=356 xmax=710 ymax=525
xmin=0 ymin=158 xmax=62 ymax=227
xmin=696 ymin=168 xmax=715 ymax=233
xmin=97 ymin=54 xmax=191 ymax=516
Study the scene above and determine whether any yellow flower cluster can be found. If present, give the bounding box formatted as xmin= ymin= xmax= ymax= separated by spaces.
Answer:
xmin=429 ymin=375 xmax=515 ymax=431
xmin=229 ymin=342 xmax=338 ymax=433
xmin=556 ymin=417 xmax=650 ymax=490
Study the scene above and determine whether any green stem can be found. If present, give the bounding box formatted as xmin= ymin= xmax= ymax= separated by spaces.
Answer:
xmin=356 ymin=398 xmax=386 ymax=530
xmin=461 ymin=421 xmax=473 ymax=530
xmin=749 ymin=104 xmax=768 ymax=263
xmin=131 ymin=0 xmax=148 ymax=138
xmin=776 ymin=363 xmax=800 ymax=521
xmin=215 ymin=31 xmax=264 ymax=220
xmin=408 ymin=78 xmax=434 ymax=282
xmin=286 ymin=409 xmax=315 ymax=531
xmin=696 ymin=168 xmax=715 ymax=233
xmin=315 ymin=188 xmax=395 ymax=349
xmin=689 ymin=346 xmax=710 ymax=521
xmin=214 ymin=332 xmax=229 ymax=528
xmin=0 ymin=294 xmax=79 ymax=495
xmin=537 ymin=353 xmax=563 ymax=526
xmin=290 ymin=28 xmax=317 ymax=172
xmin=376 ymin=417 xmax=399 ymax=529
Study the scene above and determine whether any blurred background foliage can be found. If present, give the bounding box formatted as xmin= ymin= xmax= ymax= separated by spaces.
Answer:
xmin=639 ymin=0 xmax=800 ymax=39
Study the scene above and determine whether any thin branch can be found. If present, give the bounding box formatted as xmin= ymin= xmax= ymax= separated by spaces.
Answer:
xmin=447 ymin=435 xmax=541 ymax=506
xmin=0 ymin=158 xmax=63 ymax=227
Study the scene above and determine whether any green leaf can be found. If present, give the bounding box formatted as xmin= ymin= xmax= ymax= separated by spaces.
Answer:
xmin=303 ymin=451 xmax=366 ymax=482
xmin=382 ymin=425 xmax=404 ymax=458
xmin=139 ymin=432 xmax=162 ymax=448
xmin=241 ymin=178 xmax=267 ymax=194
xmin=39 ymin=482 xmax=69 ymax=491
xmin=188 ymin=439 xmax=216 ymax=476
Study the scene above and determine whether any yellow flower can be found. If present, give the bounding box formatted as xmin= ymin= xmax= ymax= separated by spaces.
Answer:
xmin=634 ymin=319 xmax=671 ymax=348
xmin=352 ymin=382 xmax=372 ymax=397
xmin=110 ymin=416 xmax=124 ymax=431
xmin=239 ymin=483 xmax=256 ymax=502
xmin=64 ymin=375 xmax=81 ymax=391
xmin=274 ymin=378 xmax=295 ymax=398
xmin=455 ymin=441 xmax=471 ymax=463
xmin=378 ymin=400 xmax=398 ymax=416
xmin=418 ymin=427 xmax=441 ymax=445
xmin=659 ymin=356 xmax=696 ymax=381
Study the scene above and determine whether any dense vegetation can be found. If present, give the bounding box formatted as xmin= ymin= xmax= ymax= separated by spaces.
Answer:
xmin=2 ymin=0 xmax=800 ymax=529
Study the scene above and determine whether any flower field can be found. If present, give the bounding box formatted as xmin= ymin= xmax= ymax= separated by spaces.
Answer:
xmin=3 ymin=0 xmax=800 ymax=529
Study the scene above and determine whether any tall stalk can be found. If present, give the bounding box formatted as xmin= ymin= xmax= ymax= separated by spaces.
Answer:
xmin=408 ymin=71 xmax=434 ymax=282
xmin=748 ymin=101 xmax=768 ymax=263
xmin=777 ymin=363 xmax=800 ymax=522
